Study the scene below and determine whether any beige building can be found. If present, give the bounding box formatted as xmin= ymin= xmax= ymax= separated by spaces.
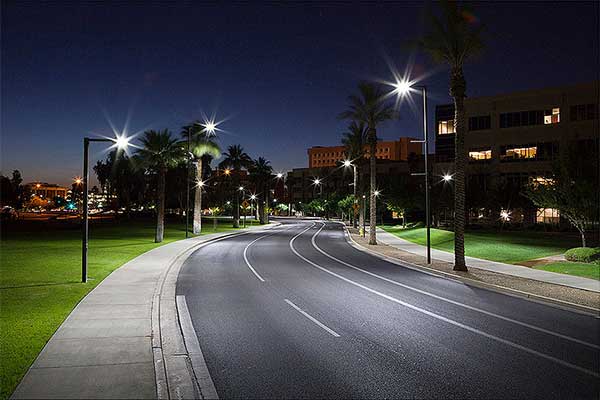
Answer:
xmin=308 ymin=137 xmax=421 ymax=168
xmin=434 ymin=81 xmax=599 ymax=224
xmin=25 ymin=182 xmax=69 ymax=199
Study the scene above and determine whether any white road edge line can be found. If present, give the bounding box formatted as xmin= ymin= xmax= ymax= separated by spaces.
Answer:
xmin=242 ymin=224 xmax=296 ymax=282
xmin=284 ymin=299 xmax=341 ymax=337
xmin=312 ymin=222 xmax=600 ymax=351
xmin=176 ymin=295 xmax=219 ymax=400
xmin=289 ymin=223 xmax=600 ymax=379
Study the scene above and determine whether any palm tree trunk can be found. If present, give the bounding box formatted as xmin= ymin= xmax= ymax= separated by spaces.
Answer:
xmin=155 ymin=169 xmax=166 ymax=243
xmin=368 ymin=129 xmax=377 ymax=245
xmin=451 ymin=67 xmax=468 ymax=271
xmin=193 ymin=161 xmax=202 ymax=234
xmin=353 ymin=164 xmax=358 ymax=228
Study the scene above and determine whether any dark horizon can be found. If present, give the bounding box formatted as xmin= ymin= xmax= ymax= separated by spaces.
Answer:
xmin=2 ymin=1 xmax=598 ymax=186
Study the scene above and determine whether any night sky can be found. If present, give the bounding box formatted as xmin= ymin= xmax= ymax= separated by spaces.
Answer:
xmin=2 ymin=1 xmax=598 ymax=186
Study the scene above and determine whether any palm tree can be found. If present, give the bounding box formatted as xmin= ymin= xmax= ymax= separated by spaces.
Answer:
xmin=250 ymin=157 xmax=273 ymax=224
xmin=136 ymin=129 xmax=183 ymax=243
xmin=341 ymin=120 xmax=368 ymax=228
xmin=181 ymin=122 xmax=221 ymax=234
xmin=418 ymin=0 xmax=484 ymax=271
xmin=339 ymin=82 xmax=396 ymax=245
xmin=219 ymin=144 xmax=252 ymax=228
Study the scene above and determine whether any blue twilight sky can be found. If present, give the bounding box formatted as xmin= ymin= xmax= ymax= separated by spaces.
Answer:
xmin=1 ymin=1 xmax=598 ymax=186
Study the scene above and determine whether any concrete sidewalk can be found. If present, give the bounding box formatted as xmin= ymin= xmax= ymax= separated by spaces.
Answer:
xmin=12 ymin=224 xmax=278 ymax=399
xmin=375 ymin=228 xmax=600 ymax=293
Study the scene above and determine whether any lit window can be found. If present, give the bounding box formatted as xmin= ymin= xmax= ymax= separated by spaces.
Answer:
xmin=469 ymin=150 xmax=492 ymax=160
xmin=503 ymin=146 xmax=537 ymax=160
xmin=537 ymin=208 xmax=560 ymax=224
xmin=438 ymin=119 xmax=455 ymax=135
xmin=531 ymin=176 xmax=554 ymax=186
xmin=544 ymin=108 xmax=560 ymax=124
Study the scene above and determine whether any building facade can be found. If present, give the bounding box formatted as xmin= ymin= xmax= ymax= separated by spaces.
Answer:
xmin=308 ymin=137 xmax=421 ymax=168
xmin=434 ymin=81 xmax=599 ymax=224
xmin=24 ymin=182 xmax=68 ymax=199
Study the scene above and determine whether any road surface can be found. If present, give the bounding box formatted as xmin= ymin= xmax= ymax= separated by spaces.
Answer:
xmin=177 ymin=219 xmax=600 ymax=399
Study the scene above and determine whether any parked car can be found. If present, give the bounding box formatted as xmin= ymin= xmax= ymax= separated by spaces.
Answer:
xmin=1 ymin=206 xmax=19 ymax=221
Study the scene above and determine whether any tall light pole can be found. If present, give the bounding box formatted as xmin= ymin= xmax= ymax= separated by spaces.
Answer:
xmin=185 ymin=126 xmax=192 ymax=238
xmin=82 ymin=135 xmax=129 ymax=283
xmin=393 ymin=81 xmax=431 ymax=264
xmin=238 ymin=186 xmax=246 ymax=228
xmin=343 ymin=159 xmax=358 ymax=227
xmin=362 ymin=194 xmax=366 ymax=237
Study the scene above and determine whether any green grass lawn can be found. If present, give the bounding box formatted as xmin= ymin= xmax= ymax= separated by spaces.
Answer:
xmin=381 ymin=226 xmax=580 ymax=264
xmin=534 ymin=261 xmax=600 ymax=280
xmin=0 ymin=218 xmax=239 ymax=399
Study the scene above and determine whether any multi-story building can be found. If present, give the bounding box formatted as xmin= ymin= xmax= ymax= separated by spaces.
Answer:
xmin=24 ymin=182 xmax=68 ymax=199
xmin=434 ymin=81 xmax=599 ymax=224
xmin=308 ymin=137 xmax=421 ymax=168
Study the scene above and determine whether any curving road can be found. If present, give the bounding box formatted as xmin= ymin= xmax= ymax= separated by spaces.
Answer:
xmin=177 ymin=219 xmax=600 ymax=399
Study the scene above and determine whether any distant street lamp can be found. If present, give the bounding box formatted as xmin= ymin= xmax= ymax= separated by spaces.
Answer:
xmin=362 ymin=194 xmax=366 ymax=237
xmin=186 ymin=117 xmax=220 ymax=238
xmin=250 ymin=194 xmax=257 ymax=224
xmin=238 ymin=186 xmax=246 ymax=228
xmin=393 ymin=79 xmax=432 ymax=264
xmin=343 ymin=159 xmax=359 ymax=227
xmin=81 ymin=135 xmax=130 ymax=283
xmin=313 ymin=178 xmax=323 ymax=198
xmin=443 ymin=174 xmax=453 ymax=183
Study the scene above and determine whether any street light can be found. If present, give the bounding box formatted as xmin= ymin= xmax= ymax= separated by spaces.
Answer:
xmin=362 ymin=194 xmax=366 ymax=237
xmin=238 ymin=186 xmax=246 ymax=228
xmin=276 ymin=172 xmax=283 ymax=179
xmin=81 ymin=135 xmax=130 ymax=283
xmin=392 ymin=79 xmax=432 ymax=264
xmin=443 ymin=174 xmax=453 ymax=183
xmin=343 ymin=159 xmax=359 ymax=228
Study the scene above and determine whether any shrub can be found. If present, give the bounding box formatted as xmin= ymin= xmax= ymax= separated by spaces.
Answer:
xmin=564 ymin=247 xmax=600 ymax=263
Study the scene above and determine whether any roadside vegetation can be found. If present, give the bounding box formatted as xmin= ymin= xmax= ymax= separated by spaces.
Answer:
xmin=382 ymin=226 xmax=599 ymax=280
xmin=0 ymin=218 xmax=238 ymax=399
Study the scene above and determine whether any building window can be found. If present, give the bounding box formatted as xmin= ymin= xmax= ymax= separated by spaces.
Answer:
xmin=438 ymin=119 xmax=455 ymax=135
xmin=537 ymin=208 xmax=560 ymax=224
xmin=570 ymin=104 xmax=597 ymax=121
xmin=469 ymin=149 xmax=492 ymax=160
xmin=544 ymin=108 xmax=560 ymax=124
xmin=501 ymin=146 xmax=537 ymax=161
xmin=468 ymin=115 xmax=491 ymax=131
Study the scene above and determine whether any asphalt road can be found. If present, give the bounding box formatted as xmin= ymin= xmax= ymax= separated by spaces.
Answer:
xmin=177 ymin=219 xmax=600 ymax=399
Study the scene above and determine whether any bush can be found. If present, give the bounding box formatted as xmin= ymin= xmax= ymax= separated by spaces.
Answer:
xmin=564 ymin=247 xmax=600 ymax=263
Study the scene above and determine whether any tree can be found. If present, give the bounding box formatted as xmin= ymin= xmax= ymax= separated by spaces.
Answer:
xmin=417 ymin=0 xmax=484 ymax=271
xmin=249 ymin=157 xmax=273 ymax=224
xmin=339 ymin=82 xmax=396 ymax=245
xmin=342 ymin=121 xmax=368 ymax=227
xmin=218 ymin=144 xmax=252 ymax=228
xmin=523 ymin=143 xmax=599 ymax=247
xmin=181 ymin=122 xmax=221 ymax=234
xmin=135 ymin=129 xmax=183 ymax=243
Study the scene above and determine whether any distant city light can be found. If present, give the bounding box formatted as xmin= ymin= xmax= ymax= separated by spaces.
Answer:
xmin=239 ymin=186 xmax=244 ymax=191
xmin=276 ymin=172 xmax=283 ymax=179
xmin=374 ymin=190 xmax=381 ymax=197
xmin=226 ymin=201 xmax=231 ymax=205
xmin=197 ymin=180 xmax=205 ymax=188
xmin=74 ymin=177 xmax=82 ymax=185
xmin=443 ymin=174 xmax=453 ymax=182
xmin=500 ymin=209 xmax=511 ymax=222
xmin=313 ymin=178 xmax=321 ymax=185
xmin=224 ymin=168 xmax=231 ymax=175
xmin=250 ymin=194 xmax=257 ymax=200
xmin=343 ymin=160 xmax=352 ymax=167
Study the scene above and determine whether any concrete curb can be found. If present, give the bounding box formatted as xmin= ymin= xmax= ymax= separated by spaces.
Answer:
xmin=342 ymin=226 xmax=600 ymax=317
xmin=11 ymin=223 xmax=280 ymax=400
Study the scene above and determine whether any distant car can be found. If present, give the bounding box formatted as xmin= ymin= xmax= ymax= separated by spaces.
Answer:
xmin=1 ymin=206 xmax=19 ymax=221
